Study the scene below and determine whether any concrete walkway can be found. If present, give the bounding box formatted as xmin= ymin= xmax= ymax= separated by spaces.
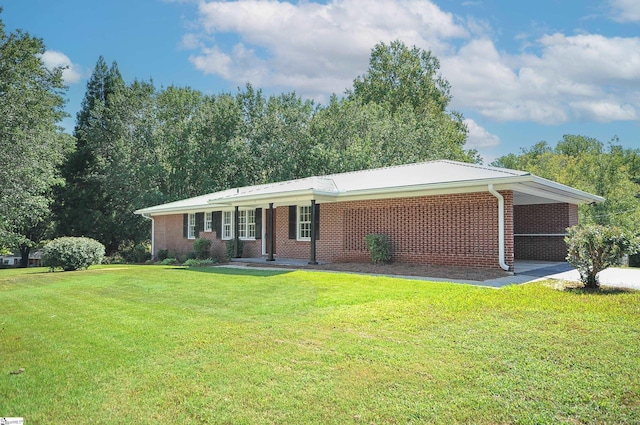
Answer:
xmin=227 ymin=258 xmax=640 ymax=290
xmin=488 ymin=260 xmax=640 ymax=290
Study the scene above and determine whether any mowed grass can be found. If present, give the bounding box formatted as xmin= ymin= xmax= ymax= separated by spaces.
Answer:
xmin=1 ymin=265 xmax=639 ymax=424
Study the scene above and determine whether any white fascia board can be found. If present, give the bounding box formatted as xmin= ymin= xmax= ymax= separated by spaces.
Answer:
xmin=488 ymin=176 xmax=604 ymax=205
xmin=530 ymin=176 xmax=604 ymax=203
xmin=134 ymin=204 xmax=217 ymax=216
xmin=207 ymin=189 xmax=338 ymax=207
xmin=332 ymin=176 xmax=530 ymax=202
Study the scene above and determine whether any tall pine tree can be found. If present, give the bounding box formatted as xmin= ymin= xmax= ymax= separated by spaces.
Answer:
xmin=55 ymin=57 xmax=127 ymax=254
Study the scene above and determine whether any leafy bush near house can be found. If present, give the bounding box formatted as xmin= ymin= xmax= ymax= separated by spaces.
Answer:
xmin=42 ymin=237 xmax=106 ymax=271
xmin=193 ymin=238 xmax=212 ymax=260
xmin=364 ymin=233 xmax=392 ymax=265
xmin=565 ymin=224 xmax=640 ymax=288
xmin=157 ymin=249 xmax=169 ymax=261
xmin=159 ymin=258 xmax=178 ymax=265
xmin=183 ymin=258 xmax=217 ymax=267
xmin=225 ymin=239 xmax=243 ymax=259
xmin=119 ymin=241 xmax=151 ymax=264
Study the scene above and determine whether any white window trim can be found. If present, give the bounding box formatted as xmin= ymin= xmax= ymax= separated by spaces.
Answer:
xmin=188 ymin=213 xmax=196 ymax=240
xmin=222 ymin=209 xmax=257 ymax=241
xmin=297 ymin=205 xmax=311 ymax=241
xmin=204 ymin=212 xmax=212 ymax=232
xmin=222 ymin=210 xmax=233 ymax=240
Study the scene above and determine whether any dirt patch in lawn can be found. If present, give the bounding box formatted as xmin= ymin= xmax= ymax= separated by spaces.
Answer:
xmin=242 ymin=261 xmax=511 ymax=282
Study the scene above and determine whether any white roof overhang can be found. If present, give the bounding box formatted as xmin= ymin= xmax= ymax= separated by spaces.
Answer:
xmin=134 ymin=172 xmax=604 ymax=216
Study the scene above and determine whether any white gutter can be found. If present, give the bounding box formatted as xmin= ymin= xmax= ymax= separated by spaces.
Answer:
xmin=488 ymin=184 xmax=510 ymax=271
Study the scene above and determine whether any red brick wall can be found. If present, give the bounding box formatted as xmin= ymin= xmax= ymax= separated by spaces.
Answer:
xmin=275 ymin=191 xmax=514 ymax=270
xmin=152 ymin=214 xmax=261 ymax=260
xmin=514 ymin=203 xmax=578 ymax=261
xmin=153 ymin=191 xmax=515 ymax=270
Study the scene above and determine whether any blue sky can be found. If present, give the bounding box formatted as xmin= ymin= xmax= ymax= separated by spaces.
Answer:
xmin=3 ymin=0 xmax=639 ymax=162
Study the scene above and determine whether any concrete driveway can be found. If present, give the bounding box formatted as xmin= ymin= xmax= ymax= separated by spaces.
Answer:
xmin=481 ymin=261 xmax=640 ymax=290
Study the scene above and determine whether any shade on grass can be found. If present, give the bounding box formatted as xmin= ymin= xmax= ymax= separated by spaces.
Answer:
xmin=1 ymin=265 xmax=639 ymax=424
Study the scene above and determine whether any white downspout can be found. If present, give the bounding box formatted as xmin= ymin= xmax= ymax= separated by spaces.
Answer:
xmin=488 ymin=184 xmax=510 ymax=271
xmin=142 ymin=213 xmax=155 ymax=259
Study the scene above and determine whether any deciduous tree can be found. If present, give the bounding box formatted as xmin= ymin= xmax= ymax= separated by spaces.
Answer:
xmin=0 ymin=10 xmax=73 ymax=266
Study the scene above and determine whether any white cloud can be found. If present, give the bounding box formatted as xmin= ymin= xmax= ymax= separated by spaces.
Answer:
xmin=184 ymin=0 xmax=640 ymax=126
xmin=609 ymin=0 xmax=640 ymax=23
xmin=463 ymin=118 xmax=500 ymax=148
xmin=442 ymin=34 xmax=640 ymax=124
xmin=40 ymin=50 xmax=82 ymax=84
xmin=188 ymin=0 xmax=468 ymax=96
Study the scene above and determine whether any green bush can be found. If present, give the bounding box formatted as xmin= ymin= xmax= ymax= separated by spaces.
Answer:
xmin=226 ymin=239 xmax=243 ymax=259
xmin=193 ymin=238 xmax=212 ymax=260
xmin=183 ymin=258 xmax=217 ymax=267
xmin=119 ymin=241 xmax=151 ymax=264
xmin=157 ymin=249 xmax=169 ymax=261
xmin=566 ymin=224 xmax=640 ymax=288
xmin=630 ymin=253 xmax=640 ymax=268
xmin=42 ymin=237 xmax=106 ymax=271
xmin=159 ymin=258 xmax=178 ymax=265
xmin=364 ymin=234 xmax=392 ymax=265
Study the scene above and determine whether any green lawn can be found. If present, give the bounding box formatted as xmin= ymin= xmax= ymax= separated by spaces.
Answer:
xmin=1 ymin=265 xmax=639 ymax=424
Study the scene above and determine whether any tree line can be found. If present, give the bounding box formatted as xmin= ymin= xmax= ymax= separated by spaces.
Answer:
xmin=0 ymin=13 xmax=477 ymax=264
xmin=2 ymin=10 xmax=638 ymax=266
xmin=492 ymin=135 xmax=640 ymax=237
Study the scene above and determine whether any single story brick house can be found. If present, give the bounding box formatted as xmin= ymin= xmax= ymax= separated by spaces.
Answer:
xmin=135 ymin=160 xmax=603 ymax=271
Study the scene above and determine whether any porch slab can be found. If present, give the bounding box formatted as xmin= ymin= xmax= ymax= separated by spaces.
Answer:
xmin=230 ymin=257 xmax=327 ymax=267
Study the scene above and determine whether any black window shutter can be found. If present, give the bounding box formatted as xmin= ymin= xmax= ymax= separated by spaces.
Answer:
xmin=212 ymin=211 xmax=222 ymax=239
xmin=288 ymin=205 xmax=297 ymax=239
xmin=255 ymin=208 xmax=262 ymax=239
xmin=314 ymin=203 xmax=320 ymax=240
xmin=195 ymin=212 xmax=204 ymax=238
xmin=183 ymin=214 xmax=188 ymax=238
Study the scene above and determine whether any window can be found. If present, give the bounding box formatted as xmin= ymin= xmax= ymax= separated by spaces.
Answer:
xmin=222 ymin=209 xmax=257 ymax=240
xmin=247 ymin=209 xmax=256 ymax=239
xmin=298 ymin=205 xmax=311 ymax=240
xmin=222 ymin=211 xmax=233 ymax=239
xmin=205 ymin=212 xmax=212 ymax=232
xmin=239 ymin=210 xmax=248 ymax=239
xmin=188 ymin=213 xmax=196 ymax=239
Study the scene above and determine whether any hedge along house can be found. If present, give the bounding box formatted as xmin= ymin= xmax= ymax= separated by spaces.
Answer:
xmin=134 ymin=160 xmax=603 ymax=271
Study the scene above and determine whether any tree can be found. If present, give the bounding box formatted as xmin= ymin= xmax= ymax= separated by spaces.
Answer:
xmin=0 ymin=9 xmax=73 ymax=266
xmin=348 ymin=40 xmax=478 ymax=164
xmin=55 ymin=58 xmax=131 ymax=254
xmin=352 ymin=40 xmax=451 ymax=115
xmin=492 ymin=135 xmax=640 ymax=237
xmin=566 ymin=224 xmax=639 ymax=288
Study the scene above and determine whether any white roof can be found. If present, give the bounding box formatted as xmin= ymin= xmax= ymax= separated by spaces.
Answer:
xmin=135 ymin=160 xmax=603 ymax=215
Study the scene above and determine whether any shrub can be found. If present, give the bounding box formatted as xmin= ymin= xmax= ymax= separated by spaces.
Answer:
xmin=160 ymin=258 xmax=178 ymax=265
xmin=364 ymin=233 xmax=392 ymax=265
xmin=565 ymin=224 xmax=640 ymax=288
xmin=157 ymin=249 xmax=169 ymax=261
xmin=42 ymin=237 xmax=106 ymax=271
xmin=630 ymin=253 xmax=640 ymax=268
xmin=118 ymin=241 xmax=151 ymax=264
xmin=183 ymin=258 xmax=217 ymax=267
xmin=226 ymin=239 xmax=243 ymax=259
xmin=193 ymin=238 xmax=212 ymax=260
